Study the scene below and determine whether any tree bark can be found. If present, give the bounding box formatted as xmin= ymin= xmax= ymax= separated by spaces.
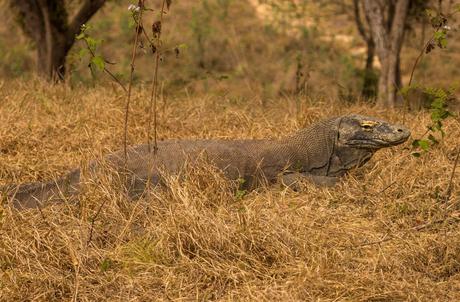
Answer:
xmin=363 ymin=0 xmax=410 ymax=108
xmin=10 ymin=0 xmax=105 ymax=81
xmin=362 ymin=38 xmax=376 ymax=98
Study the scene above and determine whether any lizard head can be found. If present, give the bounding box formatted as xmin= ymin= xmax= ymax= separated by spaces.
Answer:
xmin=323 ymin=114 xmax=411 ymax=176
xmin=337 ymin=114 xmax=410 ymax=150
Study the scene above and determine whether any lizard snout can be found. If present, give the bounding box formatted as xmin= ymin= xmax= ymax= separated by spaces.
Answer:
xmin=389 ymin=124 xmax=411 ymax=144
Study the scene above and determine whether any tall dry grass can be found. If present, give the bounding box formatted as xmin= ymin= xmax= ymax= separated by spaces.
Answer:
xmin=0 ymin=79 xmax=460 ymax=301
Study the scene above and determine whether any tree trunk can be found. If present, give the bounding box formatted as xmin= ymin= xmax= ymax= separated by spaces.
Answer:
xmin=363 ymin=0 xmax=410 ymax=108
xmin=362 ymin=38 xmax=376 ymax=98
xmin=38 ymin=38 xmax=69 ymax=81
xmin=10 ymin=0 xmax=105 ymax=81
xmin=386 ymin=51 xmax=398 ymax=106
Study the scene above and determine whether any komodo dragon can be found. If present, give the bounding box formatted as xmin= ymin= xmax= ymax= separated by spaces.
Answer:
xmin=2 ymin=114 xmax=410 ymax=209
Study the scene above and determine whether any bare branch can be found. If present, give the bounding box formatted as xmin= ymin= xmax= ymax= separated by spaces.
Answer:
xmin=352 ymin=0 xmax=370 ymax=41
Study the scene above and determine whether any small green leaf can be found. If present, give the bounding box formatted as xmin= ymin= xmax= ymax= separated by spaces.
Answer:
xmin=434 ymin=31 xmax=445 ymax=39
xmin=434 ymin=30 xmax=447 ymax=48
xmin=91 ymin=55 xmax=105 ymax=71
xmin=76 ymin=33 xmax=86 ymax=40
xmin=425 ymin=8 xmax=435 ymax=18
xmin=100 ymin=258 xmax=112 ymax=272
xmin=178 ymin=43 xmax=188 ymax=50
xmin=431 ymin=97 xmax=445 ymax=110
xmin=412 ymin=152 xmax=421 ymax=158
xmin=128 ymin=18 xmax=136 ymax=29
xmin=86 ymin=37 xmax=100 ymax=52
xmin=235 ymin=189 xmax=247 ymax=200
xmin=78 ymin=48 xmax=88 ymax=59
xmin=418 ymin=139 xmax=430 ymax=151
xmin=431 ymin=110 xmax=442 ymax=122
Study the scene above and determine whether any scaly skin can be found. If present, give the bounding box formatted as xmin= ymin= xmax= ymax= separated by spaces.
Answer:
xmin=3 ymin=114 xmax=410 ymax=209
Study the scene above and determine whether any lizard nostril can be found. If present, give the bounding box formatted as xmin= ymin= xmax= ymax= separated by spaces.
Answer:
xmin=397 ymin=128 xmax=403 ymax=132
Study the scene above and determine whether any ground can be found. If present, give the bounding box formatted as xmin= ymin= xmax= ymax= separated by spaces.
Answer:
xmin=0 ymin=79 xmax=459 ymax=301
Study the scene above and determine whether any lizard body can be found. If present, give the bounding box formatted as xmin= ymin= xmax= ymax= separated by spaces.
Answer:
xmin=3 ymin=114 xmax=410 ymax=209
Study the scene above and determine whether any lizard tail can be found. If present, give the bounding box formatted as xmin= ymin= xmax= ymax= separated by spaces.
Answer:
xmin=3 ymin=169 xmax=81 ymax=209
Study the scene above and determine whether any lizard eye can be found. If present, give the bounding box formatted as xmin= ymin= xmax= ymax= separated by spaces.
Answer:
xmin=360 ymin=122 xmax=376 ymax=130
xmin=362 ymin=124 xmax=372 ymax=130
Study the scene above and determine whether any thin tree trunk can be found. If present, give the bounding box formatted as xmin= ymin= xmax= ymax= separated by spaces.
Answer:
xmin=363 ymin=0 xmax=410 ymax=108
xmin=377 ymin=53 xmax=390 ymax=106
xmin=362 ymin=38 xmax=376 ymax=98
xmin=35 ymin=28 xmax=72 ymax=81
xmin=352 ymin=0 xmax=376 ymax=99
xmin=386 ymin=52 xmax=398 ymax=106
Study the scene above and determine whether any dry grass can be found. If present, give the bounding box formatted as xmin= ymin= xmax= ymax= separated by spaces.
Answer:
xmin=1 ymin=79 xmax=460 ymax=301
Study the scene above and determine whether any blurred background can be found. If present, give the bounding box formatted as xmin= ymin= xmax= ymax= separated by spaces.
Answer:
xmin=0 ymin=0 xmax=458 ymax=105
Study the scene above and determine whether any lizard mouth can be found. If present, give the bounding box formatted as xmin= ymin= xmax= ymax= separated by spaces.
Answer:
xmin=346 ymin=137 xmax=409 ymax=149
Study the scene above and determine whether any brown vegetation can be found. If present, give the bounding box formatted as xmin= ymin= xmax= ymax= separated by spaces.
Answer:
xmin=1 ymin=79 xmax=459 ymax=301
xmin=0 ymin=0 xmax=459 ymax=300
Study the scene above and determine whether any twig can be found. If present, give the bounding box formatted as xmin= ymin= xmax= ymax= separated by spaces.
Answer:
xmin=445 ymin=147 xmax=460 ymax=200
xmin=103 ymin=68 xmax=127 ymax=93
xmin=147 ymin=0 xmax=167 ymax=154
xmin=403 ymin=25 xmax=441 ymax=123
xmin=140 ymin=25 xmax=155 ymax=47
xmin=407 ymin=30 xmax=439 ymax=88
xmin=372 ymin=180 xmax=397 ymax=196
xmin=124 ymin=0 xmax=145 ymax=165
xmin=412 ymin=216 xmax=460 ymax=231
xmin=353 ymin=233 xmax=393 ymax=248
xmin=87 ymin=198 xmax=108 ymax=246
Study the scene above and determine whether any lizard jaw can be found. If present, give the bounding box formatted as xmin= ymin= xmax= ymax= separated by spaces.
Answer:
xmin=345 ymin=136 xmax=409 ymax=149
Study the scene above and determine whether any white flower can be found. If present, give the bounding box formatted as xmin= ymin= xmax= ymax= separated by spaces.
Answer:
xmin=443 ymin=25 xmax=451 ymax=30
xmin=128 ymin=4 xmax=140 ymax=12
